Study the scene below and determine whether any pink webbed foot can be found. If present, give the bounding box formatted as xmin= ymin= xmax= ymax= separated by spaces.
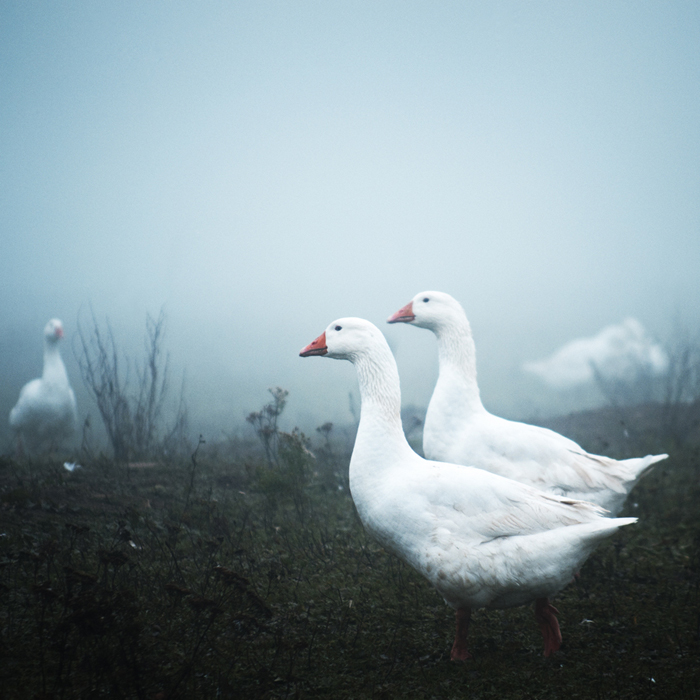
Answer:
xmin=535 ymin=598 xmax=562 ymax=657
xmin=450 ymin=607 xmax=472 ymax=661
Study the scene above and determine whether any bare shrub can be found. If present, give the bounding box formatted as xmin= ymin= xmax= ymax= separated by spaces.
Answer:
xmin=246 ymin=387 xmax=288 ymax=467
xmin=591 ymin=360 xmax=664 ymax=408
xmin=592 ymin=326 xmax=700 ymax=449
xmin=75 ymin=309 xmax=189 ymax=462
xmin=659 ymin=329 xmax=700 ymax=446
xmin=314 ymin=421 xmax=353 ymax=492
xmin=246 ymin=388 xmax=314 ymax=521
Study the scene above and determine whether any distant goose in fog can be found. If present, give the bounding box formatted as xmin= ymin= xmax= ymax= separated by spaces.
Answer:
xmin=300 ymin=318 xmax=637 ymax=660
xmin=9 ymin=318 xmax=78 ymax=455
xmin=523 ymin=317 xmax=668 ymax=390
xmin=388 ymin=292 xmax=667 ymax=515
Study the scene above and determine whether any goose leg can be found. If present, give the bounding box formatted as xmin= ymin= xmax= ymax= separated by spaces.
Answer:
xmin=534 ymin=598 xmax=562 ymax=657
xmin=450 ymin=606 xmax=472 ymax=661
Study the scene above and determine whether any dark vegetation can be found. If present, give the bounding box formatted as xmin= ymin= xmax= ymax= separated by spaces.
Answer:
xmin=1 ymin=318 xmax=698 ymax=697
xmin=1 ymin=389 xmax=699 ymax=699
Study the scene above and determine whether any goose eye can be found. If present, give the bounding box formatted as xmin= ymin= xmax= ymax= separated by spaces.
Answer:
xmin=334 ymin=325 xmax=342 ymax=331
xmin=422 ymin=298 xmax=429 ymax=303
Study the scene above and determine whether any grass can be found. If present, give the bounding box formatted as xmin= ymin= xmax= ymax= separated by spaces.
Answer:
xmin=0 ymin=420 xmax=698 ymax=699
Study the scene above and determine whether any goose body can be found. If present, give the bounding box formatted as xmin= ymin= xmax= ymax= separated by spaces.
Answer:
xmin=301 ymin=317 xmax=636 ymax=658
xmin=388 ymin=292 xmax=667 ymax=514
xmin=10 ymin=319 xmax=78 ymax=454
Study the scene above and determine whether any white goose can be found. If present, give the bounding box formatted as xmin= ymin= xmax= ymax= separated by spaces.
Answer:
xmin=388 ymin=292 xmax=667 ymax=515
xmin=10 ymin=319 xmax=78 ymax=455
xmin=523 ymin=317 xmax=669 ymax=390
xmin=300 ymin=318 xmax=636 ymax=659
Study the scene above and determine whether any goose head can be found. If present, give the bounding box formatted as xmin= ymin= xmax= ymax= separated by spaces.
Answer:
xmin=387 ymin=291 xmax=466 ymax=332
xmin=44 ymin=319 xmax=65 ymax=344
xmin=300 ymin=317 xmax=386 ymax=362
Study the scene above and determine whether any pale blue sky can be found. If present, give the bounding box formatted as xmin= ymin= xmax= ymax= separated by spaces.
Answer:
xmin=1 ymin=2 xmax=699 ymax=439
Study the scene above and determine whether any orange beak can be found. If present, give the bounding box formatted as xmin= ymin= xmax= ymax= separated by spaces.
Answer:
xmin=300 ymin=331 xmax=328 ymax=357
xmin=387 ymin=301 xmax=415 ymax=324
xmin=56 ymin=327 xmax=64 ymax=338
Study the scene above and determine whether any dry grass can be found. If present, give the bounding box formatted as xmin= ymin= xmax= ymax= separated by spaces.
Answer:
xmin=0 ymin=416 xmax=698 ymax=699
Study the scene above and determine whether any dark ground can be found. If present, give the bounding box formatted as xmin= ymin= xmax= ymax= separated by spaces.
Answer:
xmin=0 ymin=408 xmax=699 ymax=699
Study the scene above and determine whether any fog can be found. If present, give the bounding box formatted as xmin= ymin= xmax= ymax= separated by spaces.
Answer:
xmin=2 ymin=2 xmax=699 ymax=449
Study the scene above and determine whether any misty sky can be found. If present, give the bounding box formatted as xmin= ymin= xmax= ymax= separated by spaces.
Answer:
xmin=1 ymin=2 xmax=699 ymax=445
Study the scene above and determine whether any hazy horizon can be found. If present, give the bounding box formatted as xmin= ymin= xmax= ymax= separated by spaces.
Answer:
xmin=2 ymin=2 xmax=699 ymax=450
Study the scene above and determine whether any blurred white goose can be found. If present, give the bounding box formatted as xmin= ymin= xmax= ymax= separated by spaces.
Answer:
xmin=301 ymin=318 xmax=636 ymax=659
xmin=388 ymin=292 xmax=667 ymax=515
xmin=523 ymin=317 xmax=668 ymax=390
xmin=10 ymin=319 xmax=78 ymax=455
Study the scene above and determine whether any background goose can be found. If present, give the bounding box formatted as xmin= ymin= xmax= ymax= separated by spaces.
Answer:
xmin=9 ymin=318 xmax=78 ymax=455
xmin=301 ymin=317 xmax=636 ymax=659
xmin=388 ymin=292 xmax=667 ymax=514
xmin=523 ymin=317 xmax=669 ymax=390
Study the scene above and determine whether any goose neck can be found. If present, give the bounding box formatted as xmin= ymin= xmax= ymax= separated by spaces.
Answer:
xmin=433 ymin=319 xmax=483 ymax=410
xmin=43 ymin=343 xmax=68 ymax=383
xmin=352 ymin=347 xmax=412 ymax=457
